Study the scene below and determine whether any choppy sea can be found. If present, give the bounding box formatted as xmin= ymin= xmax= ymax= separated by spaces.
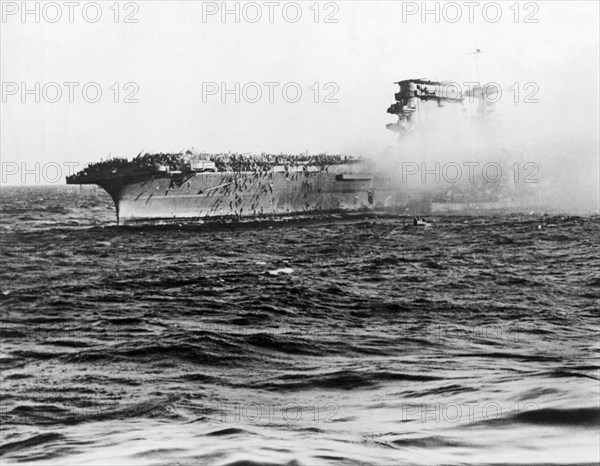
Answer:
xmin=1 ymin=185 xmax=599 ymax=465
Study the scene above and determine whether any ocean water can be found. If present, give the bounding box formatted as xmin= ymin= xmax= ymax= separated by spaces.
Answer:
xmin=1 ymin=185 xmax=598 ymax=465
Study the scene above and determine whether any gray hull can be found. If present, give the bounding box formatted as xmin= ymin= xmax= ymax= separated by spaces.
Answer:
xmin=94 ymin=169 xmax=376 ymax=224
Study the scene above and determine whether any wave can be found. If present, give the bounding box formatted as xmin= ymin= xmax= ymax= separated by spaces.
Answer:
xmin=253 ymin=369 xmax=442 ymax=391
xmin=0 ymin=432 xmax=64 ymax=456
xmin=515 ymin=407 xmax=600 ymax=427
xmin=469 ymin=407 xmax=600 ymax=429
xmin=219 ymin=460 xmax=303 ymax=466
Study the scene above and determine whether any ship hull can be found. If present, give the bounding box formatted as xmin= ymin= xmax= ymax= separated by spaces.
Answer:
xmin=102 ymin=170 xmax=375 ymax=225
xmin=430 ymin=200 xmax=529 ymax=214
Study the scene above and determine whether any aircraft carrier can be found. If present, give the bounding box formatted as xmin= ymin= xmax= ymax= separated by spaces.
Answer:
xmin=66 ymin=77 xmax=533 ymax=223
xmin=66 ymin=153 xmax=380 ymax=225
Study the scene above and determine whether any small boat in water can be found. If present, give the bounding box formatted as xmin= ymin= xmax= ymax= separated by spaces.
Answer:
xmin=413 ymin=216 xmax=430 ymax=227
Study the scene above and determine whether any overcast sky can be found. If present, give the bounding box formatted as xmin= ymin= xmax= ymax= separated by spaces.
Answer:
xmin=1 ymin=1 xmax=598 ymax=184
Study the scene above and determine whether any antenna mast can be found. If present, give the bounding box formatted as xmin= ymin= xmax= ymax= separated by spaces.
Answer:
xmin=470 ymin=47 xmax=483 ymax=83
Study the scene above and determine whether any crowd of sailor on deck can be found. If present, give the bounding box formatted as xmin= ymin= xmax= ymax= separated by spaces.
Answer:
xmin=75 ymin=151 xmax=358 ymax=178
